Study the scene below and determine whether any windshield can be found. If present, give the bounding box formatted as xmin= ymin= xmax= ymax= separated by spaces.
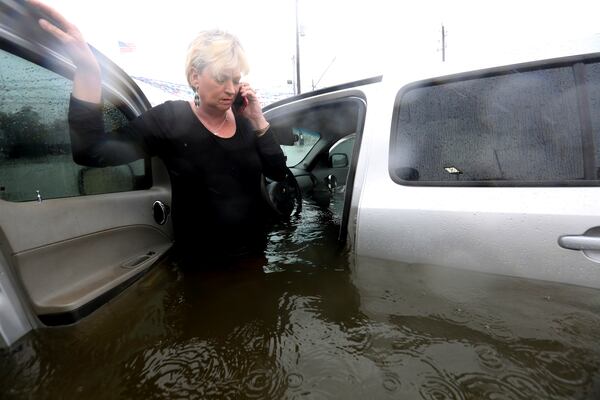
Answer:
xmin=281 ymin=128 xmax=320 ymax=167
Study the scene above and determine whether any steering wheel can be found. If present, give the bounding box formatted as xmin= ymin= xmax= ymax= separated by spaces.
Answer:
xmin=261 ymin=167 xmax=302 ymax=218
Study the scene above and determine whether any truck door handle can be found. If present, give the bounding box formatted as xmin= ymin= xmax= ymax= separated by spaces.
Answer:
xmin=558 ymin=235 xmax=600 ymax=251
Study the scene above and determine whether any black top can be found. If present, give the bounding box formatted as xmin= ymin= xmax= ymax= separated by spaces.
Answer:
xmin=68 ymin=97 xmax=287 ymax=261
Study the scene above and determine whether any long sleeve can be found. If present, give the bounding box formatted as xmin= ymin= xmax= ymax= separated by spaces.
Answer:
xmin=68 ymin=96 xmax=168 ymax=167
xmin=254 ymin=127 xmax=287 ymax=182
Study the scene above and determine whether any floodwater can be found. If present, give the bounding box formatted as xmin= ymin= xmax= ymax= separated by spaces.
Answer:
xmin=2 ymin=194 xmax=600 ymax=399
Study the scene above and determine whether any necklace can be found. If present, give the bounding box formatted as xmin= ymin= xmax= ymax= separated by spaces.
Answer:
xmin=209 ymin=113 xmax=228 ymax=135
xmin=194 ymin=106 xmax=228 ymax=136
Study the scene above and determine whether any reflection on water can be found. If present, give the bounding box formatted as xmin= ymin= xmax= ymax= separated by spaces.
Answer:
xmin=2 ymin=194 xmax=600 ymax=399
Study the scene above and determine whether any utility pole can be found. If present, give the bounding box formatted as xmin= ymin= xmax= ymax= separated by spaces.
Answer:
xmin=295 ymin=0 xmax=301 ymax=94
xmin=441 ymin=24 xmax=446 ymax=62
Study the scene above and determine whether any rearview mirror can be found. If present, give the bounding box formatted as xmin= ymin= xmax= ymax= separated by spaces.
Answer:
xmin=269 ymin=125 xmax=296 ymax=146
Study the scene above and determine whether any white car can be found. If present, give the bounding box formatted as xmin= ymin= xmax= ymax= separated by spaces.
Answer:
xmin=1 ymin=0 xmax=600 ymax=347
xmin=269 ymin=51 xmax=600 ymax=293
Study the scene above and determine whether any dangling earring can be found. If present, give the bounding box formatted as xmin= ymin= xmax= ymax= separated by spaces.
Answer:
xmin=194 ymin=88 xmax=200 ymax=108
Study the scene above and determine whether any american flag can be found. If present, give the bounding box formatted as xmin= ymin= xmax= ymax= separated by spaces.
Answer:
xmin=118 ymin=41 xmax=136 ymax=53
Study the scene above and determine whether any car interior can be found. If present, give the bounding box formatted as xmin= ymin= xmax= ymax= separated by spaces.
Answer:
xmin=269 ymin=97 xmax=363 ymax=204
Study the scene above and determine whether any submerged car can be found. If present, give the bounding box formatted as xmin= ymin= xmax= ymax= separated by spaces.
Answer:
xmin=2 ymin=0 xmax=600 ymax=347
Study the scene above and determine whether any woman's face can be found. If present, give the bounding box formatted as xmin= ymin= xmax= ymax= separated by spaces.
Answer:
xmin=192 ymin=66 xmax=242 ymax=112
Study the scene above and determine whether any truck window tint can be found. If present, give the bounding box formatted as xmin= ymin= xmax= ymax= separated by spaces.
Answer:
xmin=391 ymin=63 xmax=600 ymax=184
xmin=0 ymin=49 xmax=148 ymax=202
xmin=588 ymin=62 xmax=600 ymax=172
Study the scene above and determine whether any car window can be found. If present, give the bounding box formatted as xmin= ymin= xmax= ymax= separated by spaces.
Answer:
xmin=390 ymin=61 xmax=600 ymax=185
xmin=0 ymin=48 xmax=149 ymax=202
xmin=588 ymin=62 xmax=600 ymax=166
xmin=281 ymin=128 xmax=320 ymax=167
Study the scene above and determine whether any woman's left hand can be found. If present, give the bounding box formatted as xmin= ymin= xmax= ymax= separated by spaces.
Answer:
xmin=237 ymin=83 xmax=269 ymax=130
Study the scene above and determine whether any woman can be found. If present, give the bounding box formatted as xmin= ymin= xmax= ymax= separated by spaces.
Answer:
xmin=31 ymin=1 xmax=287 ymax=265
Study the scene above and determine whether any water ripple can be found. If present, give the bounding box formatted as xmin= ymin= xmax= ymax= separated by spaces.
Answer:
xmin=286 ymin=372 xmax=304 ymax=388
xmin=391 ymin=325 xmax=441 ymax=359
xmin=419 ymin=373 xmax=466 ymax=400
xmin=474 ymin=344 xmax=505 ymax=371
xmin=554 ymin=312 xmax=600 ymax=343
xmin=345 ymin=326 xmax=374 ymax=355
xmin=510 ymin=344 xmax=593 ymax=389
xmin=137 ymin=339 xmax=227 ymax=392
xmin=457 ymin=372 xmax=522 ymax=400
xmin=536 ymin=349 xmax=589 ymax=386
xmin=382 ymin=371 xmax=402 ymax=392
xmin=501 ymin=372 xmax=545 ymax=396
xmin=242 ymin=368 xmax=282 ymax=399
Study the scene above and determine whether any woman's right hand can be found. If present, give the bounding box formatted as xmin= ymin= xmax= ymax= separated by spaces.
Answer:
xmin=28 ymin=0 xmax=102 ymax=102
xmin=28 ymin=0 xmax=96 ymax=69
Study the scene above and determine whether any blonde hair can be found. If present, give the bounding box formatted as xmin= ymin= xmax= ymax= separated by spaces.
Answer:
xmin=185 ymin=30 xmax=249 ymax=88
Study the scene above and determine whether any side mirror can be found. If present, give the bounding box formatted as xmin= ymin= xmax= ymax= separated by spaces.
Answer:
xmin=330 ymin=153 xmax=348 ymax=168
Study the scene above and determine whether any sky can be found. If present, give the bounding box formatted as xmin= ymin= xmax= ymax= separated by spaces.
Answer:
xmin=40 ymin=0 xmax=600 ymax=95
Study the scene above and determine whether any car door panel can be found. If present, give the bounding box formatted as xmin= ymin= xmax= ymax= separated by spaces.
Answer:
xmin=2 ymin=189 xmax=171 ymax=319
xmin=0 ymin=149 xmax=173 ymax=328
xmin=357 ymin=186 xmax=600 ymax=288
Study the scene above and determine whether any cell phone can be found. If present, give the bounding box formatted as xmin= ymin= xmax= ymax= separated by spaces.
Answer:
xmin=232 ymin=90 xmax=248 ymax=115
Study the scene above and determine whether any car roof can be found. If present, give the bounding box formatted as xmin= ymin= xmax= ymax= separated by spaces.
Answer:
xmin=381 ymin=48 xmax=600 ymax=92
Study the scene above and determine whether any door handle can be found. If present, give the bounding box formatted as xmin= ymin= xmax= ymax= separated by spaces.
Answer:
xmin=152 ymin=200 xmax=171 ymax=225
xmin=558 ymin=235 xmax=600 ymax=251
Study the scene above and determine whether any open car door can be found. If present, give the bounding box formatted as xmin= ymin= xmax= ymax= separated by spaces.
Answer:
xmin=264 ymin=77 xmax=381 ymax=241
xmin=0 ymin=0 xmax=173 ymax=345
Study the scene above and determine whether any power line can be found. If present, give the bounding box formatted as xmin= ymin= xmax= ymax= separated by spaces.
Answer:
xmin=312 ymin=56 xmax=336 ymax=90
